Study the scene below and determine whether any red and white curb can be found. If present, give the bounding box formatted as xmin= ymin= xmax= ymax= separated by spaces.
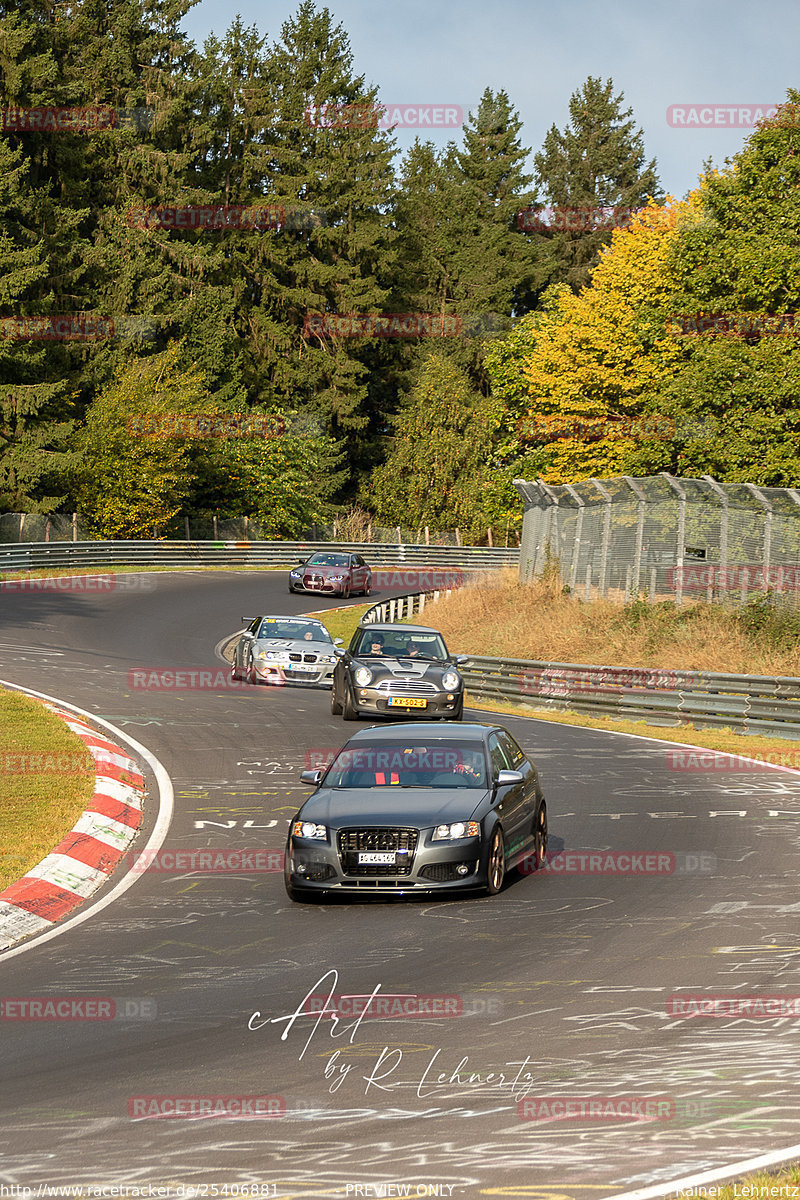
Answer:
xmin=0 ymin=703 xmax=146 ymax=951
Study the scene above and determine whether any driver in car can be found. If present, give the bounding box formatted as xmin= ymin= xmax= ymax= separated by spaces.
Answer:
xmin=368 ymin=633 xmax=385 ymax=655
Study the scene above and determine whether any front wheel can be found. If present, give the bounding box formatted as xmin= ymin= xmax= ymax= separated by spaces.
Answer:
xmin=330 ymin=681 xmax=343 ymax=715
xmin=248 ymin=657 xmax=258 ymax=685
xmin=533 ymin=801 xmax=548 ymax=869
xmin=485 ymin=826 xmax=505 ymax=895
xmin=363 ymin=577 xmax=371 ymax=596
xmin=342 ymin=679 xmax=359 ymax=720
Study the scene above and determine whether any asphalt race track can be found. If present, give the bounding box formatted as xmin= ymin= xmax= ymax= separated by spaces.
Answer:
xmin=2 ymin=570 xmax=800 ymax=1198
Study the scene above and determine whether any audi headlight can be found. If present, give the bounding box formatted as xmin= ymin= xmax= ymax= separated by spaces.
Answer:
xmin=292 ymin=821 xmax=328 ymax=840
xmin=354 ymin=666 xmax=373 ymax=686
xmin=432 ymin=821 xmax=480 ymax=841
xmin=441 ymin=670 xmax=461 ymax=691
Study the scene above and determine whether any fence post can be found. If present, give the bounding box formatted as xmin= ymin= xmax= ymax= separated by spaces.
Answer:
xmin=660 ymin=473 xmax=687 ymax=606
xmin=650 ymin=566 xmax=656 ymax=601
xmin=185 ymin=516 xmax=190 ymax=540
xmin=213 ymin=514 xmax=218 ymax=540
xmin=745 ymin=483 xmax=772 ymax=593
xmin=564 ymin=484 xmax=585 ymax=592
xmin=584 ymin=562 xmax=592 ymax=601
xmin=45 ymin=517 xmax=50 ymax=543
xmin=18 ymin=513 xmax=24 ymax=542
xmin=72 ymin=513 xmax=77 ymax=542
xmin=702 ymin=475 xmax=729 ymax=601
xmin=590 ymin=479 xmax=612 ymax=597
xmin=623 ymin=476 xmax=647 ymax=595
xmin=455 ymin=528 xmax=462 ymax=547
xmin=487 ymin=527 xmax=493 ymax=547
xmin=244 ymin=515 xmax=249 ymax=539
xmin=425 ymin=526 xmax=430 ymax=546
xmin=625 ymin=564 xmax=632 ymax=601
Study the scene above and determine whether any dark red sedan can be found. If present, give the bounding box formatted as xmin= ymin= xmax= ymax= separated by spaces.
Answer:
xmin=288 ymin=552 xmax=372 ymax=598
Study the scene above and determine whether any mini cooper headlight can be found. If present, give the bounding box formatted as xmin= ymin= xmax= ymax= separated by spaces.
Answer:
xmin=432 ymin=821 xmax=480 ymax=841
xmin=441 ymin=670 xmax=461 ymax=691
xmin=293 ymin=821 xmax=327 ymax=839
xmin=354 ymin=666 xmax=373 ymax=686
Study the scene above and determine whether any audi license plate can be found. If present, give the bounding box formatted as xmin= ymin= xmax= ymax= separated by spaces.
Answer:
xmin=358 ymin=852 xmax=396 ymax=865
xmin=388 ymin=698 xmax=427 ymax=708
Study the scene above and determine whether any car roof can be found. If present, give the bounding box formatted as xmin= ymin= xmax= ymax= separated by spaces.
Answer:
xmin=339 ymin=722 xmax=502 ymax=743
xmin=356 ymin=623 xmax=442 ymax=635
xmin=257 ymin=614 xmax=325 ymax=623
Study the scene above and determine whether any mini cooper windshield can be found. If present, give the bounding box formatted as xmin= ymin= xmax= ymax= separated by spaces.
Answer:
xmin=354 ymin=629 xmax=447 ymax=660
xmin=323 ymin=739 xmax=487 ymax=789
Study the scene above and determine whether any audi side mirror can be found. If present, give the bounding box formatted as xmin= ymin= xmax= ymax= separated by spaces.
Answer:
xmin=299 ymin=769 xmax=323 ymax=785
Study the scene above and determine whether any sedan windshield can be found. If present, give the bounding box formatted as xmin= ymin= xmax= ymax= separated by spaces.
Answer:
xmin=306 ymin=554 xmax=349 ymax=567
xmin=256 ymin=618 xmax=331 ymax=642
xmin=354 ymin=630 xmax=447 ymax=660
xmin=324 ymin=741 xmax=487 ymax=788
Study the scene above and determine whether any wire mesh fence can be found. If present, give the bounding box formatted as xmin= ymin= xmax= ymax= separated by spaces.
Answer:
xmin=514 ymin=472 xmax=800 ymax=607
xmin=0 ymin=513 xmax=496 ymax=547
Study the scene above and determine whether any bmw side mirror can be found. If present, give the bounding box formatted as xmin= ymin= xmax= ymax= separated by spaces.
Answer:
xmin=334 ymin=638 xmax=344 ymax=645
xmin=300 ymin=769 xmax=323 ymax=785
xmin=298 ymin=558 xmax=306 ymax=564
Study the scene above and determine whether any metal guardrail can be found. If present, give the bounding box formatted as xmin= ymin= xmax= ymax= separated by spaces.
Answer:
xmin=356 ymin=589 xmax=800 ymax=740
xmin=460 ymin=656 xmax=800 ymax=740
xmin=0 ymin=539 xmax=519 ymax=574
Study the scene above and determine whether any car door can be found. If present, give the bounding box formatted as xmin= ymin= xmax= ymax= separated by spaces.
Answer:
xmin=498 ymin=730 xmax=539 ymax=858
xmin=488 ymin=732 xmax=528 ymax=862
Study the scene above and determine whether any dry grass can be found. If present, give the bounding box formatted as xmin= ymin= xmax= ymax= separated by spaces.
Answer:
xmin=431 ymin=570 xmax=800 ymax=677
xmin=0 ymin=689 xmax=96 ymax=891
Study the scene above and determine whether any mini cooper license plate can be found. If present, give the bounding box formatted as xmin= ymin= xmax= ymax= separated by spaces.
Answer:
xmin=388 ymin=698 xmax=427 ymax=708
xmin=358 ymin=851 xmax=396 ymax=865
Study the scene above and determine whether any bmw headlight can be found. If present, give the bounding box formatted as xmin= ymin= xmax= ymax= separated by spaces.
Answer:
xmin=289 ymin=569 xmax=301 ymax=577
xmin=432 ymin=821 xmax=480 ymax=841
xmin=292 ymin=821 xmax=328 ymax=840
xmin=322 ymin=655 xmax=336 ymax=664
xmin=258 ymin=650 xmax=283 ymax=660
xmin=441 ymin=670 xmax=461 ymax=691
xmin=354 ymin=666 xmax=373 ymax=686
xmin=329 ymin=574 xmax=345 ymax=581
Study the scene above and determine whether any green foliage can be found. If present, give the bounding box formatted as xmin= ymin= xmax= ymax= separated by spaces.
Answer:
xmin=736 ymin=593 xmax=800 ymax=649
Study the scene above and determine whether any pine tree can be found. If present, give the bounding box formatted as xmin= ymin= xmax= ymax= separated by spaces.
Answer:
xmin=534 ymin=76 xmax=662 ymax=293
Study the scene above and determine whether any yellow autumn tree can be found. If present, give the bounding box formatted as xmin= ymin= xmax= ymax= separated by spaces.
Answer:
xmin=517 ymin=197 xmax=697 ymax=482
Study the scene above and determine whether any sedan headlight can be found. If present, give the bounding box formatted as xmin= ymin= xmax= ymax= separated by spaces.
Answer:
xmin=289 ymin=569 xmax=301 ymax=577
xmin=329 ymin=574 xmax=346 ymax=581
xmin=257 ymin=650 xmax=284 ymax=660
xmin=292 ymin=821 xmax=328 ymax=839
xmin=354 ymin=666 xmax=373 ymax=686
xmin=432 ymin=821 xmax=480 ymax=841
xmin=321 ymin=655 xmax=336 ymax=664
xmin=441 ymin=670 xmax=461 ymax=691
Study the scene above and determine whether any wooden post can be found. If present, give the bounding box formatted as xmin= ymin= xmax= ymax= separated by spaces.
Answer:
xmin=487 ymin=527 xmax=493 ymax=547
xmin=650 ymin=566 xmax=656 ymax=601
xmin=367 ymin=522 xmax=372 ymax=542
xmin=45 ymin=517 xmax=50 ymax=543
xmin=213 ymin=514 xmax=218 ymax=539
xmin=185 ymin=516 xmax=190 ymax=540
xmin=455 ymin=528 xmax=462 ymax=547
xmin=72 ymin=512 xmax=77 ymax=542
xmin=425 ymin=526 xmax=429 ymax=546
xmin=244 ymin=515 xmax=249 ymax=539
xmin=19 ymin=513 xmax=24 ymax=541
xmin=396 ymin=526 xmax=402 ymax=544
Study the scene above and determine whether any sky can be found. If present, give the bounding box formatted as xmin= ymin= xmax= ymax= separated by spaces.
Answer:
xmin=179 ymin=0 xmax=798 ymax=204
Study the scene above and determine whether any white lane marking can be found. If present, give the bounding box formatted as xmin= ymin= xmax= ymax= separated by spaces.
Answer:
xmin=0 ymin=680 xmax=174 ymax=961
xmin=603 ymin=1138 xmax=800 ymax=1199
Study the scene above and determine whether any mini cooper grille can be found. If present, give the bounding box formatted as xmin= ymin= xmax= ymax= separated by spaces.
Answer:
xmin=338 ymin=827 xmax=418 ymax=876
xmin=373 ymin=678 xmax=439 ymax=696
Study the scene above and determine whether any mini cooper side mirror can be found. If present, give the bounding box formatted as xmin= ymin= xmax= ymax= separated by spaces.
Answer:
xmin=299 ymin=769 xmax=323 ymax=785
xmin=334 ymin=647 xmax=346 ymax=658
xmin=453 ymin=654 xmax=468 ymax=665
